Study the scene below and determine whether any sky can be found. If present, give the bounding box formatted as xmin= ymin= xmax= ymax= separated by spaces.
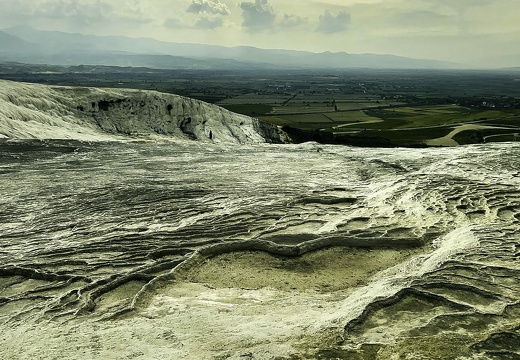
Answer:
xmin=1 ymin=0 xmax=520 ymax=65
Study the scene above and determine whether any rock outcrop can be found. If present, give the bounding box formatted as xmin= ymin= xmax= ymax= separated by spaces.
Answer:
xmin=0 ymin=80 xmax=288 ymax=143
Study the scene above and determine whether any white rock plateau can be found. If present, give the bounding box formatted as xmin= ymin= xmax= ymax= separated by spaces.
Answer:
xmin=0 ymin=80 xmax=287 ymax=143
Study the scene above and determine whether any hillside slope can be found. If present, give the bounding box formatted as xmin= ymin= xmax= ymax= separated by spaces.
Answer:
xmin=0 ymin=80 xmax=287 ymax=143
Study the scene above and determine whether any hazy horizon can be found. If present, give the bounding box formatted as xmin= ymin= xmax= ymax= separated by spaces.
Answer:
xmin=1 ymin=0 xmax=520 ymax=68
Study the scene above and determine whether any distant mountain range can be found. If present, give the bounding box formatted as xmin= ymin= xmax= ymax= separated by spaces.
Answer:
xmin=0 ymin=25 xmax=472 ymax=70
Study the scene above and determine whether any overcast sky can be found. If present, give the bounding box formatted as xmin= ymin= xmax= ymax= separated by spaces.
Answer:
xmin=1 ymin=0 xmax=520 ymax=65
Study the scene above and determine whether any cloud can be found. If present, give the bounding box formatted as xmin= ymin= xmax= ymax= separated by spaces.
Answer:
xmin=0 ymin=0 xmax=157 ymax=27
xmin=279 ymin=14 xmax=308 ymax=29
xmin=316 ymin=10 xmax=350 ymax=34
xmin=239 ymin=0 xmax=276 ymax=31
xmin=187 ymin=0 xmax=230 ymax=16
xmin=115 ymin=0 xmax=154 ymax=24
xmin=185 ymin=0 xmax=229 ymax=30
xmin=164 ymin=12 xmax=225 ymax=30
xmin=195 ymin=16 xmax=224 ymax=29
xmin=34 ymin=0 xmax=114 ymax=25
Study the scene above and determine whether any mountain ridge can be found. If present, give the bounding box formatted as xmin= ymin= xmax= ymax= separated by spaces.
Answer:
xmin=1 ymin=26 xmax=461 ymax=70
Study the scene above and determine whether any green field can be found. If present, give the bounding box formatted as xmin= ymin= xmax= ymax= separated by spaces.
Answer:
xmin=220 ymin=104 xmax=273 ymax=116
xmin=261 ymin=104 xmax=520 ymax=146
xmin=363 ymin=106 xmax=516 ymax=128
xmin=453 ymin=128 xmax=520 ymax=145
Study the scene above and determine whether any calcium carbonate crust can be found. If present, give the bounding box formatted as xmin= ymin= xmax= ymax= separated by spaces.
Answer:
xmin=0 ymin=80 xmax=289 ymax=144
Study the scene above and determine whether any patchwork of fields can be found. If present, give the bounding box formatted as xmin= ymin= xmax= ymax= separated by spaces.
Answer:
xmin=229 ymin=99 xmax=520 ymax=146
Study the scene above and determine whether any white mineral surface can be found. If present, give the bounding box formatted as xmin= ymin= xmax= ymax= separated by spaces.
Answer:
xmin=1 ymin=81 xmax=519 ymax=359
xmin=0 ymin=80 xmax=286 ymax=144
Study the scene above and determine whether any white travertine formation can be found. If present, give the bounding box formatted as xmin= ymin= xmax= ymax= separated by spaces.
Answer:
xmin=0 ymin=80 xmax=287 ymax=143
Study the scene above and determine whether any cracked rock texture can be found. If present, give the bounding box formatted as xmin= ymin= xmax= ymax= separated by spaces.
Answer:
xmin=1 ymin=81 xmax=520 ymax=359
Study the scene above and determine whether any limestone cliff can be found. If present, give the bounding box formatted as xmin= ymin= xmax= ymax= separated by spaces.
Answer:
xmin=0 ymin=80 xmax=288 ymax=143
